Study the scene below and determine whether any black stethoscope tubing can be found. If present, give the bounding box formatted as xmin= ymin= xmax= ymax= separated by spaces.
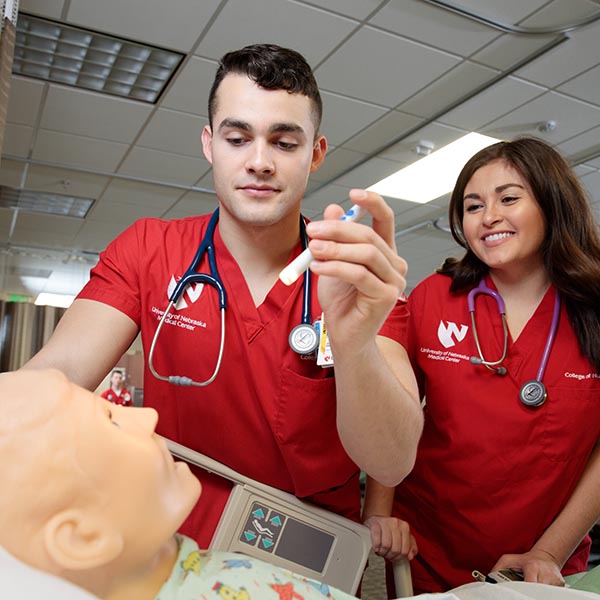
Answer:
xmin=149 ymin=209 xmax=314 ymax=387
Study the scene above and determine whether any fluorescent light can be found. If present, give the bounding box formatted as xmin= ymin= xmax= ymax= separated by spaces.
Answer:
xmin=368 ymin=132 xmax=500 ymax=203
xmin=35 ymin=293 xmax=75 ymax=308
xmin=14 ymin=13 xmax=184 ymax=103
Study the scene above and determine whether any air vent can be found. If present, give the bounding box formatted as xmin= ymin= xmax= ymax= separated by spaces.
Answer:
xmin=13 ymin=13 xmax=184 ymax=103
xmin=8 ymin=265 xmax=52 ymax=278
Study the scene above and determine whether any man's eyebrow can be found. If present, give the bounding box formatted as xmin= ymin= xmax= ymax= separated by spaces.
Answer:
xmin=269 ymin=122 xmax=306 ymax=136
xmin=218 ymin=118 xmax=251 ymax=132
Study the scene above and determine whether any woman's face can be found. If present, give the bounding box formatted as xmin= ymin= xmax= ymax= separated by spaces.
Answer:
xmin=462 ymin=159 xmax=546 ymax=276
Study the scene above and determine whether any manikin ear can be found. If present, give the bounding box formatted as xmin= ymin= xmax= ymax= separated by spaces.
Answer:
xmin=43 ymin=509 xmax=124 ymax=571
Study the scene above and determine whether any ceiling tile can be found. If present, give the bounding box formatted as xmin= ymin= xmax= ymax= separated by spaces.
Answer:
xmin=41 ymin=86 xmax=153 ymax=143
xmin=369 ymin=0 xmax=498 ymax=56
xmin=379 ymin=122 xmax=465 ymax=163
xmin=19 ymin=0 xmax=64 ymax=19
xmin=398 ymin=61 xmax=499 ymax=118
xmin=515 ymin=18 xmax=600 ymax=87
xmin=580 ymin=170 xmax=600 ymax=203
xmin=334 ymin=155 xmax=402 ymax=190
xmin=96 ymin=179 xmax=184 ymax=212
xmin=556 ymin=126 xmax=600 ymax=162
xmin=297 ymin=0 xmax=384 ymax=21
xmin=518 ymin=0 xmax=600 ymax=28
xmin=440 ymin=76 xmax=546 ymax=130
xmin=195 ymin=0 xmax=358 ymax=65
xmin=483 ymin=91 xmax=600 ymax=143
xmin=71 ymin=220 xmax=129 ymax=252
xmin=66 ymin=0 xmax=222 ymax=52
xmin=160 ymin=56 xmax=216 ymax=117
xmin=7 ymin=76 xmax=45 ymax=126
xmin=0 ymin=160 xmax=27 ymax=187
xmin=118 ymin=147 xmax=211 ymax=186
xmin=320 ymin=92 xmax=387 ymax=147
xmin=471 ymin=33 xmax=559 ymax=71
xmin=25 ymin=165 xmax=109 ymax=198
xmin=161 ymin=190 xmax=218 ymax=220
xmin=32 ymin=130 xmax=129 ymax=171
xmin=316 ymin=26 xmax=459 ymax=107
xmin=309 ymin=147 xmax=368 ymax=184
xmin=445 ymin=0 xmax=550 ymax=24
xmin=303 ymin=182 xmax=353 ymax=215
xmin=3 ymin=124 xmax=33 ymax=157
xmin=9 ymin=213 xmax=81 ymax=247
xmin=342 ymin=111 xmax=424 ymax=155
xmin=557 ymin=65 xmax=600 ymax=106
xmin=88 ymin=198 xmax=170 ymax=226
xmin=137 ymin=108 xmax=206 ymax=157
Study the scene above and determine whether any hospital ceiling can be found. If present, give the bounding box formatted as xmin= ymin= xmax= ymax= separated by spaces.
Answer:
xmin=2 ymin=0 xmax=600 ymax=301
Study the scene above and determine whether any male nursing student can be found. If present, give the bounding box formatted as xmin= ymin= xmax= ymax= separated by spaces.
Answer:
xmin=22 ymin=44 xmax=423 ymax=549
xmin=100 ymin=369 xmax=132 ymax=406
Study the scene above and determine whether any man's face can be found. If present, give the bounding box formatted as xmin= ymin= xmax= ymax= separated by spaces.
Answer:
xmin=202 ymin=74 xmax=327 ymax=230
xmin=110 ymin=372 xmax=123 ymax=388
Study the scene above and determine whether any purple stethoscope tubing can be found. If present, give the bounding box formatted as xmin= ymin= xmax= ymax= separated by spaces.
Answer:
xmin=468 ymin=278 xmax=561 ymax=407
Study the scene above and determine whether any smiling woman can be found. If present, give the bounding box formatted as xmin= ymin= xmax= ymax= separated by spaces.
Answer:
xmin=364 ymin=137 xmax=600 ymax=595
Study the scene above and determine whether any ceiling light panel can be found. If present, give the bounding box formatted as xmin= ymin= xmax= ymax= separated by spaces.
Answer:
xmin=13 ymin=13 xmax=184 ymax=103
xmin=0 ymin=185 xmax=94 ymax=218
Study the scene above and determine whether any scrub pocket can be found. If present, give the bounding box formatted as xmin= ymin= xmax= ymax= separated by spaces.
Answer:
xmin=541 ymin=384 xmax=600 ymax=462
xmin=273 ymin=367 xmax=356 ymax=498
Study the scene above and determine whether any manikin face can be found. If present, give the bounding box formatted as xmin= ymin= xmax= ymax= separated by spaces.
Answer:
xmin=70 ymin=378 xmax=201 ymax=566
xmin=202 ymin=74 xmax=327 ymax=230
xmin=0 ymin=370 xmax=200 ymax=572
xmin=462 ymin=159 xmax=547 ymax=277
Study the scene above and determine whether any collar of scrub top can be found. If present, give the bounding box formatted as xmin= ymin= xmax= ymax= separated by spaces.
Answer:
xmin=149 ymin=209 xmax=314 ymax=386
xmin=467 ymin=277 xmax=561 ymax=407
xmin=148 ymin=208 xmax=226 ymax=387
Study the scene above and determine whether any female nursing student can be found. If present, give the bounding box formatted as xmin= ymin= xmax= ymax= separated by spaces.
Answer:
xmin=363 ymin=137 xmax=600 ymax=595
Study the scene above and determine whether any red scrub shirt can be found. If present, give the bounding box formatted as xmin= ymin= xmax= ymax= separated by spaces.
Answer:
xmin=78 ymin=215 xmax=360 ymax=547
xmin=379 ymin=273 xmax=600 ymax=593
xmin=100 ymin=387 xmax=132 ymax=406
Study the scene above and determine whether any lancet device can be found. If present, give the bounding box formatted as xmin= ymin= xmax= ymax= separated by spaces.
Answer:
xmin=279 ymin=204 xmax=368 ymax=286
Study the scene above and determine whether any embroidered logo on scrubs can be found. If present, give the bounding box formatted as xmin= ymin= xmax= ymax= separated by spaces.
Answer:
xmin=167 ymin=275 xmax=204 ymax=310
xmin=437 ymin=320 xmax=468 ymax=348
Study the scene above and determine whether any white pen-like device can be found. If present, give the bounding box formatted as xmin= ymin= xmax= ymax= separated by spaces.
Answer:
xmin=279 ymin=204 xmax=368 ymax=286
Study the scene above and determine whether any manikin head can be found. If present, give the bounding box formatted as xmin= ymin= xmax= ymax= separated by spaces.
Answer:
xmin=0 ymin=369 xmax=200 ymax=597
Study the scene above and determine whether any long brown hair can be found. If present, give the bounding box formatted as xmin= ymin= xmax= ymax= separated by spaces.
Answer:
xmin=438 ymin=137 xmax=600 ymax=371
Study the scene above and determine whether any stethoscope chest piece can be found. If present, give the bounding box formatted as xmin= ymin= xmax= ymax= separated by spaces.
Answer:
xmin=289 ymin=323 xmax=319 ymax=355
xmin=519 ymin=380 xmax=547 ymax=407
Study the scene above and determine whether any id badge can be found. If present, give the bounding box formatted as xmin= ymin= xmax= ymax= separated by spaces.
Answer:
xmin=316 ymin=312 xmax=334 ymax=367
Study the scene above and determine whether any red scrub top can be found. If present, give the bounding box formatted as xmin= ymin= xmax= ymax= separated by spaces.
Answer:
xmin=78 ymin=215 xmax=360 ymax=547
xmin=100 ymin=387 xmax=132 ymax=406
xmin=379 ymin=273 xmax=600 ymax=593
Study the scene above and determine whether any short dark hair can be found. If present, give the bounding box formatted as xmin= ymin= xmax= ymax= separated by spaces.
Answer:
xmin=208 ymin=43 xmax=322 ymax=134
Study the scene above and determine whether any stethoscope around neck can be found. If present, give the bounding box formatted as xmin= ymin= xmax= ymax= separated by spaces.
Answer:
xmin=467 ymin=278 xmax=561 ymax=408
xmin=148 ymin=209 xmax=316 ymax=388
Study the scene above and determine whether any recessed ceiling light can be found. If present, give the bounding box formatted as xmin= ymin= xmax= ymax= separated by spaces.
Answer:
xmin=34 ymin=292 xmax=75 ymax=308
xmin=0 ymin=185 xmax=94 ymax=218
xmin=13 ymin=13 xmax=184 ymax=103
xmin=368 ymin=132 xmax=500 ymax=204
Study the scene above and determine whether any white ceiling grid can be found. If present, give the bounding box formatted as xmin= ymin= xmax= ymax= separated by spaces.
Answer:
xmin=1 ymin=0 xmax=600 ymax=299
